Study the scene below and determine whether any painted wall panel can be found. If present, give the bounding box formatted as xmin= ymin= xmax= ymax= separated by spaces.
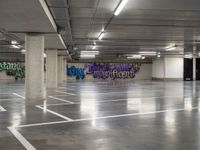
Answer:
xmin=67 ymin=63 xmax=152 ymax=80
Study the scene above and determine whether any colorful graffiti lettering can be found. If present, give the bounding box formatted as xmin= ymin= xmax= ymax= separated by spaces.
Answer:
xmin=67 ymin=66 xmax=85 ymax=79
xmin=0 ymin=62 xmax=25 ymax=79
xmin=85 ymin=63 xmax=140 ymax=79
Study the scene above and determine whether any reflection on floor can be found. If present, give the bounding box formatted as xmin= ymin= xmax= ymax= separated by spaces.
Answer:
xmin=1 ymin=80 xmax=200 ymax=150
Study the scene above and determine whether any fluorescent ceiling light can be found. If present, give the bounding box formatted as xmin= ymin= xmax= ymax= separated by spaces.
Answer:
xmin=166 ymin=47 xmax=176 ymax=51
xmin=184 ymin=54 xmax=193 ymax=58
xmin=81 ymin=51 xmax=99 ymax=55
xmin=114 ymin=0 xmax=129 ymax=16
xmin=166 ymin=44 xmax=176 ymax=51
xmin=21 ymin=49 xmax=26 ymax=53
xmin=127 ymin=55 xmax=142 ymax=59
xmin=11 ymin=45 xmax=20 ymax=49
xmin=11 ymin=40 xmax=18 ymax=45
xmin=80 ymin=54 xmax=96 ymax=58
xmin=98 ymin=32 xmax=105 ymax=40
xmin=139 ymin=51 xmax=157 ymax=55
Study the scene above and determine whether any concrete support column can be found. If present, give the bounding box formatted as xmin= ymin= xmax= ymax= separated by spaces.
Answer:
xmin=193 ymin=45 xmax=196 ymax=81
xmin=46 ymin=50 xmax=58 ymax=89
xmin=57 ymin=56 xmax=64 ymax=85
xmin=25 ymin=34 xmax=46 ymax=101
xmin=63 ymin=59 xmax=67 ymax=81
xmin=193 ymin=57 xmax=196 ymax=81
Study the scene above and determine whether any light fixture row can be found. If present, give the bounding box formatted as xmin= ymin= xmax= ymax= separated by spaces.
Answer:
xmin=87 ymin=0 xmax=129 ymax=58
xmin=127 ymin=51 xmax=161 ymax=59
xmin=97 ymin=0 xmax=129 ymax=41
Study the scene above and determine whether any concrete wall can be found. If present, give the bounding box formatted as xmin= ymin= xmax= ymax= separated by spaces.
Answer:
xmin=67 ymin=63 xmax=152 ymax=80
xmin=135 ymin=64 xmax=152 ymax=79
xmin=0 ymin=72 xmax=15 ymax=80
xmin=164 ymin=57 xmax=183 ymax=79
xmin=152 ymin=58 xmax=164 ymax=79
xmin=0 ymin=62 xmax=25 ymax=80
xmin=152 ymin=56 xmax=183 ymax=80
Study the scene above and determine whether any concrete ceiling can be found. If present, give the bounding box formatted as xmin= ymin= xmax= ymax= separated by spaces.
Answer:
xmin=0 ymin=0 xmax=66 ymax=50
xmin=1 ymin=0 xmax=200 ymax=61
xmin=60 ymin=0 xmax=200 ymax=60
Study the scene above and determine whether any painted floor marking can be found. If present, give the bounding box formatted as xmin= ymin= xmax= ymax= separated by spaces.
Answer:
xmin=42 ymin=96 xmax=184 ymax=107
xmin=13 ymin=93 xmax=25 ymax=99
xmin=58 ymin=87 xmax=74 ymax=90
xmin=56 ymin=91 xmax=76 ymax=96
xmin=16 ymin=107 xmax=198 ymax=128
xmin=41 ymin=99 xmax=128 ymax=107
xmin=8 ymin=127 xmax=36 ymax=150
xmin=35 ymin=105 xmax=73 ymax=121
xmin=48 ymin=96 xmax=74 ymax=104
xmin=0 ymin=105 xmax=6 ymax=112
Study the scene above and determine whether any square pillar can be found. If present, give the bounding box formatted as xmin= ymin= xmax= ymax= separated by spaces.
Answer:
xmin=63 ymin=59 xmax=67 ymax=81
xmin=57 ymin=56 xmax=64 ymax=85
xmin=46 ymin=50 xmax=58 ymax=89
xmin=25 ymin=34 xmax=46 ymax=101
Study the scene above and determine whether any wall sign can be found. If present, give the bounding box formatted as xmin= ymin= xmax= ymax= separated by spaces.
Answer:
xmin=67 ymin=65 xmax=85 ymax=79
xmin=85 ymin=63 xmax=140 ymax=79
xmin=0 ymin=62 xmax=25 ymax=79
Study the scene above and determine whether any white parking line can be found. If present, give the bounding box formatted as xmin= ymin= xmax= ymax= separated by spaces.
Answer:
xmin=42 ymin=96 xmax=184 ymax=107
xmin=8 ymin=127 xmax=36 ymax=150
xmin=13 ymin=93 xmax=25 ymax=99
xmin=16 ymin=107 xmax=199 ymax=128
xmin=48 ymin=96 xmax=74 ymax=104
xmin=0 ymin=105 xmax=6 ymax=112
xmin=41 ymin=99 xmax=128 ymax=107
xmin=35 ymin=105 xmax=73 ymax=121
xmin=58 ymin=87 xmax=74 ymax=90
xmin=56 ymin=91 xmax=76 ymax=96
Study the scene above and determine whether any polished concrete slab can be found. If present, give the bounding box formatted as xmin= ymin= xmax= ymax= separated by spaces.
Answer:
xmin=1 ymin=80 xmax=200 ymax=149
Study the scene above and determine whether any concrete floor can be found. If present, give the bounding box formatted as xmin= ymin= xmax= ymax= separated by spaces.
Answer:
xmin=1 ymin=80 xmax=200 ymax=150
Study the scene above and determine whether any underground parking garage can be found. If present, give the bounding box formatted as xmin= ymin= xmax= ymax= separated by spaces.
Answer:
xmin=1 ymin=0 xmax=200 ymax=150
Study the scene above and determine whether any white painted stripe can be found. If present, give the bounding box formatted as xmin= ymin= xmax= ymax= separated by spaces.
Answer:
xmin=41 ymin=99 xmax=128 ymax=107
xmin=0 ymin=105 xmax=6 ymax=112
xmin=48 ymin=96 xmax=74 ymax=104
xmin=17 ymin=121 xmax=69 ymax=128
xmin=13 ymin=93 xmax=25 ymax=99
xmin=43 ymin=96 xmax=184 ymax=107
xmin=40 ymin=102 xmax=71 ymax=106
xmin=56 ymin=91 xmax=76 ymax=96
xmin=75 ymin=107 xmax=195 ymax=122
xmin=16 ymin=107 xmax=199 ymax=128
xmin=35 ymin=105 xmax=73 ymax=121
xmin=58 ymin=87 xmax=74 ymax=90
xmin=8 ymin=127 xmax=36 ymax=150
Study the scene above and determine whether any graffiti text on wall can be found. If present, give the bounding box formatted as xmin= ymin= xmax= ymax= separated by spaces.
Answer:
xmin=67 ymin=66 xmax=85 ymax=79
xmin=85 ymin=63 xmax=140 ymax=79
xmin=0 ymin=62 xmax=25 ymax=79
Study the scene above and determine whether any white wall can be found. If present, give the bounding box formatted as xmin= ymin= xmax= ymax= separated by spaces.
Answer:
xmin=135 ymin=64 xmax=152 ymax=80
xmin=165 ymin=57 xmax=183 ymax=79
xmin=152 ymin=56 xmax=183 ymax=80
xmin=0 ymin=72 xmax=15 ymax=80
xmin=152 ymin=58 xmax=164 ymax=78
xmin=67 ymin=63 xmax=152 ymax=80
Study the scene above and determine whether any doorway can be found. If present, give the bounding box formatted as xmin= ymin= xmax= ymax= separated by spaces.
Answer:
xmin=196 ymin=58 xmax=200 ymax=80
xmin=184 ymin=58 xmax=193 ymax=81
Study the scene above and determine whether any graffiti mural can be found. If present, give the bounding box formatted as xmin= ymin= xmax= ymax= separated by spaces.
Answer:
xmin=85 ymin=63 xmax=141 ymax=79
xmin=67 ymin=65 xmax=85 ymax=79
xmin=0 ymin=62 xmax=25 ymax=79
